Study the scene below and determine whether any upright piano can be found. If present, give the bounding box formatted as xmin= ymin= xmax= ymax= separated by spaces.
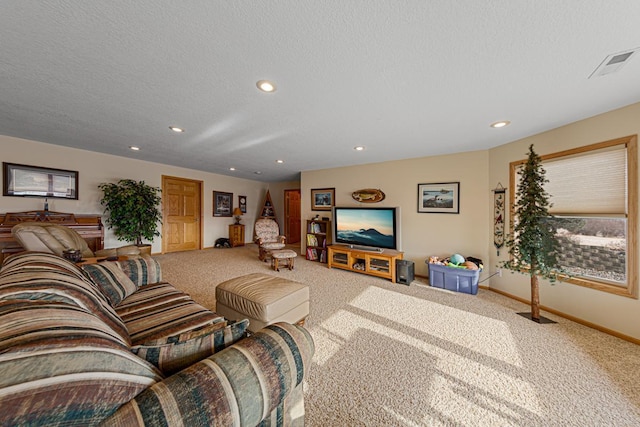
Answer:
xmin=0 ymin=211 xmax=104 ymax=263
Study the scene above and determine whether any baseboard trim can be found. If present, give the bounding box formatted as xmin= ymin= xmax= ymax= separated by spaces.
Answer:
xmin=488 ymin=287 xmax=640 ymax=346
xmin=415 ymin=274 xmax=638 ymax=345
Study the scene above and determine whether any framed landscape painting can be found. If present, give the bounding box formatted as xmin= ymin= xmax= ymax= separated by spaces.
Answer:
xmin=311 ymin=187 xmax=335 ymax=211
xmin=418 ymin=182 xmax=460 ymax=214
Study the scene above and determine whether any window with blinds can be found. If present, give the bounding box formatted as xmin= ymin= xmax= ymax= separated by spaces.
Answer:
xmin=509 ymin=135 xmax=638 ymax=298
xmin=544 ymin=146 xmax=626 ymax=216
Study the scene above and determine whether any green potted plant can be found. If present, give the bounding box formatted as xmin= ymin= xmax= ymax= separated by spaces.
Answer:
xmin=98 ymin=179 xmax=162 ymax=252
xmin=501 ymin=144 xmax=567 ymax=323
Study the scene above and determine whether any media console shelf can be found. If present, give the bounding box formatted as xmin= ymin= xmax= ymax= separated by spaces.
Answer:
xmin=327 ymin=244 xmax=403 ymax=282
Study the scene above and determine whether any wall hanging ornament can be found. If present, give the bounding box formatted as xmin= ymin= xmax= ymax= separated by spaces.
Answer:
xmin=352 ymin=188 xmax=385 ymax=203
xmin=493 ymin=183 xmax=506 ymax=255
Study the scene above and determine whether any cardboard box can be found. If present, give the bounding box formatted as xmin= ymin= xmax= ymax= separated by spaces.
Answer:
xmin=428 ymin=263 xmax=479 ymax=295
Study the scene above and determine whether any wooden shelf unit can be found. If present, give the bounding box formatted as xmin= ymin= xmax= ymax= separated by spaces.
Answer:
xmin=327 ymin=244 xmax=403 ymax=282
xmin=259 ymin=190 xmax=276 ymax=221
xmin=305 ymin=220 xmax=331 ymax=262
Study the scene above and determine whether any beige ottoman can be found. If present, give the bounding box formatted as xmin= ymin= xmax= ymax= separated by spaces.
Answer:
xmin=216 ymin=273 xmax=309 ymax=332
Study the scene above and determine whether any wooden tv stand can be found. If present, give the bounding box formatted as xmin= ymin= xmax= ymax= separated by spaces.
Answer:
xmin=327 ymin=245 xmax=404 ymax=282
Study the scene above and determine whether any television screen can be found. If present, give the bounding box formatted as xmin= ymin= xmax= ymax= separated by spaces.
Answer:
xmin=332 ymin=206 xmax=400 ymax=250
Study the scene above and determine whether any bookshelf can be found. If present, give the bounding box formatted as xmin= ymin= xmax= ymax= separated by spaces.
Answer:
xmin=306 ymin=220 xmax=331 ymax=263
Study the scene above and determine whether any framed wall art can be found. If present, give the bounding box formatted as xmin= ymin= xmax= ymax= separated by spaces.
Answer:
xmin=417 ymin=182 xmax=460 ymax=214
xmin=213 ymin=191 xmax=233 ymax=217
xmin=311 ymin=187 xmax=335 ymax=211
xmin=3 ymin=162 xmax=78 ymax=200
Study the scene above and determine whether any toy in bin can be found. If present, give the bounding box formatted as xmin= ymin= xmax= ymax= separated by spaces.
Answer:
xmin=427 ymin=254 xmax=482 ymax=295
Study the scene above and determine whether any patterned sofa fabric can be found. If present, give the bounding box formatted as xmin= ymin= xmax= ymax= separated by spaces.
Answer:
xmin=0 ymin=252 xmax=315 ymax=426
xmin=131 ymin=318 xmax=250 ymax=375
xmin=0 ymin=252 xmax=131 ymax=345
xmin=115 ymin=282 xmax=226 ymax=344
xmin=103 ymin=323 xmax=314 ymax=427
xmin=0 ymin=300 xmax=161 ymax=426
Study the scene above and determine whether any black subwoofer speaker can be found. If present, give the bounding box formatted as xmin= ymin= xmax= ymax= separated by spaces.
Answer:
xmin=396 ymin=259 xmax=415 ymax=285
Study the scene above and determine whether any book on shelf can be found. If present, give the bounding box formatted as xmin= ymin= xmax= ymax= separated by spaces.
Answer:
xmin=306 ymin=248 xmax=318 ymax=260
xmin=309 ymin=222 xmax=322 ymax=233
xmin=307 ymin=234 xmax=318 ymax=246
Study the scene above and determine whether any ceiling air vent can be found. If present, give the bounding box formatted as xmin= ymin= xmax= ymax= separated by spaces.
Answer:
xmin=589 ymin=48 xmax=639 ymax=78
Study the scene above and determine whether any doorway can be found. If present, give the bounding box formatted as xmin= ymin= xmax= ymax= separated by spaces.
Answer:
xmin=162 ymin=175 xmax=203 ymax=253
xmin=284 ymin=189 xmax=301 ymax=244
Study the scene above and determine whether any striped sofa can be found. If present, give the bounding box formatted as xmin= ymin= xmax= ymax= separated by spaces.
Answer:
xmin=0 ymin=252 xmax=314 ymax=426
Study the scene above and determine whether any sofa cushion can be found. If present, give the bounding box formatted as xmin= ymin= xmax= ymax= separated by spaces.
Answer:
xmin=81 ymin=261 xmax=138 ymax=306
xmin=103 ymin=323 xmax=314 ymax=427
xmin=0 ymin=299 xmax=161 ymax=427
xmin=116 ymin=255 xmax=162 ymax=287
xmin=131 ymin=319 xmax=249 ymax=375
xmin=116 ymin=282 xmax=225 ymax=345
xmin=0 ymin=252 xmax=131 ymax=345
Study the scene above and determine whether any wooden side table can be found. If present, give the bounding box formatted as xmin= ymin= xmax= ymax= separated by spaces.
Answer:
xmin=229 ymin=224 xmax=245 ymax=247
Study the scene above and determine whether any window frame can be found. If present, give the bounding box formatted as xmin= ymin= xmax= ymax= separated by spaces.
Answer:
xmin=508 ymin=135 xmax=638 ymax=298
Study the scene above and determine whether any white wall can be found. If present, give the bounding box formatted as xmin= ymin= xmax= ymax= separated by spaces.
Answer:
xmin=488 ymin=102 xmax=640 ymax=340
xmin=0 ymin=135 xmax=269 ymax=253
xmin=301 ymin=150 xmax=491 ymax=278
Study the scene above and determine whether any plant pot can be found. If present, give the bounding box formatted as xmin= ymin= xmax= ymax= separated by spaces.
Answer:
xmin=137 ymin=244 xmax=152 ymax=256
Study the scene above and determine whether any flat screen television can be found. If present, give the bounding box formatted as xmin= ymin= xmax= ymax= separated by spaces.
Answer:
xmin=332 ymin=206 xmax=401 ymax=251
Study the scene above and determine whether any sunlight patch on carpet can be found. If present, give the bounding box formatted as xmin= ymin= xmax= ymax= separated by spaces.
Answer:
xmin=315 ymin=286 xmax=544 ymax=423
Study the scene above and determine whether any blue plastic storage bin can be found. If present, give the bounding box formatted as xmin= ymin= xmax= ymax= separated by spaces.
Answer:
xmin=427 ymin=263 xmax=480 ymax=295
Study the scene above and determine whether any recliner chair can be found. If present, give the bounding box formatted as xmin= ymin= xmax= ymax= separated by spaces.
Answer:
xmin=11 ymin=222 xmax=141 ymax=259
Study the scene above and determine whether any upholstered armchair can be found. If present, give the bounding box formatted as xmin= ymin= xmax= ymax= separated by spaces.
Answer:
xmin=254 ymin=218 xmax=286 ymax=261
xmin=11 ymin=222 xmax=141 ymax=259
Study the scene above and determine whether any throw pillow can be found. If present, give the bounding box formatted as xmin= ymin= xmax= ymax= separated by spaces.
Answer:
xmin=81 ymin=262 xmax=138 ymax=306
xmin=131 ymin=318 xmax=250 ymax=376
xmin=116 ymin=255 xmax=162 ymax=287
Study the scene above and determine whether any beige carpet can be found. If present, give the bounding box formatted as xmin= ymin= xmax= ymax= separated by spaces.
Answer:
xmin=155 ymin=245 xmax=640 ymax=427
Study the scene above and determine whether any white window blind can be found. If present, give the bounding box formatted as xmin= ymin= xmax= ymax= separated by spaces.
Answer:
xmin=543 ymin=146 xmax=627 ymax=215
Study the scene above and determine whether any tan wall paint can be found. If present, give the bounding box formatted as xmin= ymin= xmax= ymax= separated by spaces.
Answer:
xmin=488 ymin=102 xmax=640 ymax=340
xmin=301 ymin=150 xmax=491 ymax=278
xmin=3 ymin=101 xmax=639 ymax=339
xmin=0 ymin=135 xmax=268 ymax=252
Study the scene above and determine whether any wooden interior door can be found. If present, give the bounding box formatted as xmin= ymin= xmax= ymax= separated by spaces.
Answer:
xmin=162 ymin=176 xmax=202 ymax=253
xmin=284 ymin=189 xmax=301 ymax=244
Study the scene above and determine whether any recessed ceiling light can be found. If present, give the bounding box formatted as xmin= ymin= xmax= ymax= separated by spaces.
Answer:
xmin=229 ymin=167 xmax=236 ymax=171
xmin=276 ymin=159 xmax=284 ymax=164
xmin=256 ymin=80 xmax=276 ymax=93
xmin=254 ymin=171 xmax=262 ymax=175
xmin=354 ymin=146 xmax=365 ymax=151
xmin=490 ymin=121 xmax=511 ymax=128
xmin=169 ymin=126 xmax=185 ymax=133
xmin=129 ymin=146 xmax=140 ymax=151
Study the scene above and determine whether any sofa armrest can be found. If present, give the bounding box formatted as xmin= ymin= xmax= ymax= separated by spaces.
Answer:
xmin=102 ymin=323 xmax=314 ymax=426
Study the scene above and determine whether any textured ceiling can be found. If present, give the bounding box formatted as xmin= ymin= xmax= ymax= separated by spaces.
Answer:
xmin=1 ymin=1 xmax=640 ymax=182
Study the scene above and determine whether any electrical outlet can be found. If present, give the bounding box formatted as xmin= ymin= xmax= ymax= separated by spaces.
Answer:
xmin=498 ymin=268 xmax=502 ymax=277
